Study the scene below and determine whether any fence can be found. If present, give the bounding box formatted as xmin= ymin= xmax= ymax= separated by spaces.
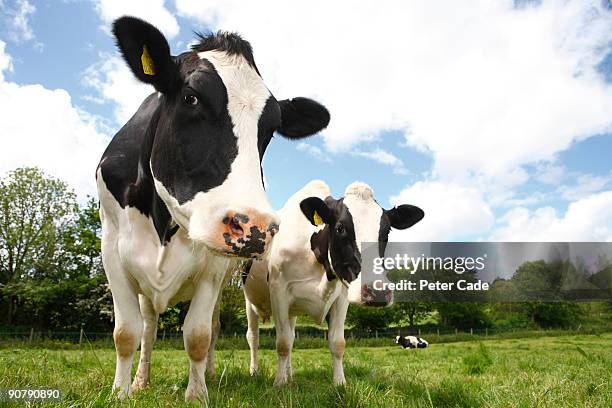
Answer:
xmin=1 ymin=324 xmax=610 ymax=348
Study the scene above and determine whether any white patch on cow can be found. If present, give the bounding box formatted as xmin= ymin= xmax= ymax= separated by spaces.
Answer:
xmin=342 ymin=182 xmax=384 ymax=303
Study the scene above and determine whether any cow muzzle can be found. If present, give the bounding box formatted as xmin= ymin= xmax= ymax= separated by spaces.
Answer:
xmin=361 ymin=282 xmax=393 ymax=307
xmin=194 ymin=208 xmax=279 ymax=259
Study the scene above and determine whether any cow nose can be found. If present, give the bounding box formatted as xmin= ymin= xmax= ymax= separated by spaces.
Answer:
xmin=361 ymin=282 xmax=393 ymax=307
xmin=221 ymin=209 xmax=279 ymax=258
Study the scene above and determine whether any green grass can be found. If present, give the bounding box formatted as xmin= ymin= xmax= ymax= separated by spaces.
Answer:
xmin=0 ymin=333 xmax=610 ymax=407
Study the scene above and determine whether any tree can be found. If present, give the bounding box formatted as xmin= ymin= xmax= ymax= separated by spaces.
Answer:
xmin=0 ymin=167 xmax=77 ymax=323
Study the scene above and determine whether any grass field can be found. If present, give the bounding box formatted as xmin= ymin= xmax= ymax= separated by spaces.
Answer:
xmin=0 ymin=333 xmax=610 ymax=407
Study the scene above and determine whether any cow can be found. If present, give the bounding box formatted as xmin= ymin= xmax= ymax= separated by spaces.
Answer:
xmin=96 ymin=17 xmax=330 ymax=401
xmin=240 ymin=180 xmax=424 ymax=386
xmin=396 ymin=335 xmax=429 ymax=349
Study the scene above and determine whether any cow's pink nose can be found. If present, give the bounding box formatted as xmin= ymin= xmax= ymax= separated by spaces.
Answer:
xmin=220 ymin=210 xmax=279 ymax=258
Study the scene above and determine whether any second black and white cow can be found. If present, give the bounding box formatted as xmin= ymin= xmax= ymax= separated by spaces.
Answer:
xmin=241 ymin=180 xmax=424 ymax=386
xmin=97 ymin=17 xmax=329 ymax=401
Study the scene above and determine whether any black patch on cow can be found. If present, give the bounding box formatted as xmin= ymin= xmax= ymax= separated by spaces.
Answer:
xmin=303 ymin=196 xmax=361 ymax=283
xmin=378 ymin=213 xmax=391 ymax=258
xmin=150 ymin=60 xmax=239 ymax=204
xmin=98 ymin=94 xmax=175 ymax=245
xmin=224 ymin=226 xmax=267 ymax=258
xmin=257 ymin=97 xmax=282 ymax=184
xmin=192 ymin=31 xmax=259 ymax=74
xmin=310 ymin=227 xmax=336 ymax=281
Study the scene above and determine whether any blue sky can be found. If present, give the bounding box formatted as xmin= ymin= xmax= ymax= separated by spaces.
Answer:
xmin=0 ymin=1 xmax=611 ymax=242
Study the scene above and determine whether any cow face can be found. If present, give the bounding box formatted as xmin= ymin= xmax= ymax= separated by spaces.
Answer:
xmin=300 ymin=196 xmax=362 ymax=284
xmin=307 ymin=182 xmax=423 ymax=306
xmin=300 ymin=182 xmax=423 ymax=306
xmin=112 ymin=17 xmax=329 ymax=258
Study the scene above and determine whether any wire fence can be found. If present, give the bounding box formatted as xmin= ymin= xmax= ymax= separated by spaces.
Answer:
xmin=1 ymin=323 xmax=610 ymax=348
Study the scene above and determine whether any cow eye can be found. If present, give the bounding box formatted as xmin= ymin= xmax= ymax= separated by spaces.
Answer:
xmin=336 ymin=224 xmax=344 ymax=234
xmin=184 ymin=94 xmax=198 ymax=106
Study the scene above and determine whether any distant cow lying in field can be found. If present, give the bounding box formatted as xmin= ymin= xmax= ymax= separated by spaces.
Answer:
xmin=396 ymin=335 xmax=429 ymax=349
xmin=240 ymin=180 xmax=424 ymax=386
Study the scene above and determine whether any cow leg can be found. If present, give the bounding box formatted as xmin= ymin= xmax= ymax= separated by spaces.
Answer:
xmin=245 ymin=298 xmax=260 ymax=375
xmin=109 ymin=279 xmax=143 ymax=398
xmin=287 ymin=316 xmax=297 ymax=379
xmin=206 ymin=293 xmax=222 ymax=378
xmin=183 ymin=278 xmax=224 ymax=402
xmin=271 ymin=292 xmax=293 ymax=387
xmin=132 ymin=295 xmax=158 ymax=392
xmin=328 ymin=296 xmax=349 ymax=386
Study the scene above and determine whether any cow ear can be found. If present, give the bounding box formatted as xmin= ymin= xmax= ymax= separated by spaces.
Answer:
xmin=385 ymin=204 xmax=424 ymax=230
xmin=300 ymin=197 xmax=333 ymax=226
xmin=278 ymin=97 xmax=330 ymax=139
xmin=112 ymin=16 xmax=180 ymax=93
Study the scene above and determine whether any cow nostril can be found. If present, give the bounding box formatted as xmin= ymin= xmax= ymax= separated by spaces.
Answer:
xmin=229 ymin=217 xmax=244 ymax=237
xmin=267 ymin=223 xmax=279 ymax=237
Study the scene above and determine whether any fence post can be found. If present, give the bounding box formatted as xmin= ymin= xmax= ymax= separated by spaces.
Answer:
xmin=455 ymin=328 xmax=458 ymax=335
xmin=470 ymin=328 xmax=473 ymax=336
xmin=296 ymin=330 xmax=299 ymax=339
xmin=79 ymin=328 xmax=84 ymax=346
xmin=485 ymin=328 xmax=488 ymax=337
xmin=29 ymin=328 xmax=34 ymax=343
xmin=437 ymin=328 xmax=440 ymax=337
xmin=418 ymin=328 xmax=421 ymax=337
xmin=375 ymin=330 xmax=378 ymax=339
xmin=162 ymin=330 xmax=166 ymax=341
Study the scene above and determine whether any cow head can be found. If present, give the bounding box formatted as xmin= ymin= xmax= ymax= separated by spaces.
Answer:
xmin=301 ymin=182 xmax=423 ymax=306
xmin=112 ymin=17 xmax=329 ymax=258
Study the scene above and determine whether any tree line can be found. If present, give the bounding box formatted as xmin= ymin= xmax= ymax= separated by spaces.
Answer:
xmin=0 ymin=168 xmax=609 ymax=334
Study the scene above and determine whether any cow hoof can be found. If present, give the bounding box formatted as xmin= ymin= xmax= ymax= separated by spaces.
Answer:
xmin=273 ymin=376 xmax=288 ymax=387
xmin=113 ymin=386 xmax=131 ymax=400
xmin=333 ymin=377 xmax=346 ymax=387
xmin=131 ymin=377 xmax=148 ymax=393
xmin=185 ymin=385 xmax=208 ymax=402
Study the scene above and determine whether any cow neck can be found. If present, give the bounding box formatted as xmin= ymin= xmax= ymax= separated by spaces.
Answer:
xmin=310 ymin=226 xmax=336 ymax=281
xmin=136 ymin=105 xmax=176 ymax=245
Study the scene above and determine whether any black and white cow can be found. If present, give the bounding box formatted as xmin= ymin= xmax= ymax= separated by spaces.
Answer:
xmin=396 ymin=335 xmax=429 ymax=349
xmin=96 ymin=17 xmax=329 ymax=401
xmin=240 ymin=180 xmax=424 ymax=386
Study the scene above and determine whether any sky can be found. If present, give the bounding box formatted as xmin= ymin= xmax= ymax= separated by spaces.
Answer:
xmin=0 ymin=0 xmax=611 ymax=242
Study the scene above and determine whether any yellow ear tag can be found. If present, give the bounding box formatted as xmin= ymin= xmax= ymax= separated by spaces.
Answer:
xmin=141 ymin=45 xmax=155 ymax=76
xmin=313 ymin=211 xmax=323 ymax=226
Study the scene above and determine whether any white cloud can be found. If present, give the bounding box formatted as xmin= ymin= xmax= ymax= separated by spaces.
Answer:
xmin=175 ymin=0 xmax=612 ymax=183
xmin=94 ymin=0 xmax=179 ymax=39
xmin=491 ymin=191 xmax=612 ymax=241
xmin=388 ymin=180 xmax=495 ymax=241
xmin=560 ymin=173 xmax=612 ymax=201
xmin=535 ymin=162 xmax=566 ymax=185
xmin=296 ymin=142 xmax=330 ymax=162
xmin=0 ymin=40 xmax=108 ymax=198
xmin=353 ymin=148 xmax=408 ymax=175
xmin=0 ymin=0 xmax=41 ymax=49
xmin=82 ymin=53 xmax=153 ymax=125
